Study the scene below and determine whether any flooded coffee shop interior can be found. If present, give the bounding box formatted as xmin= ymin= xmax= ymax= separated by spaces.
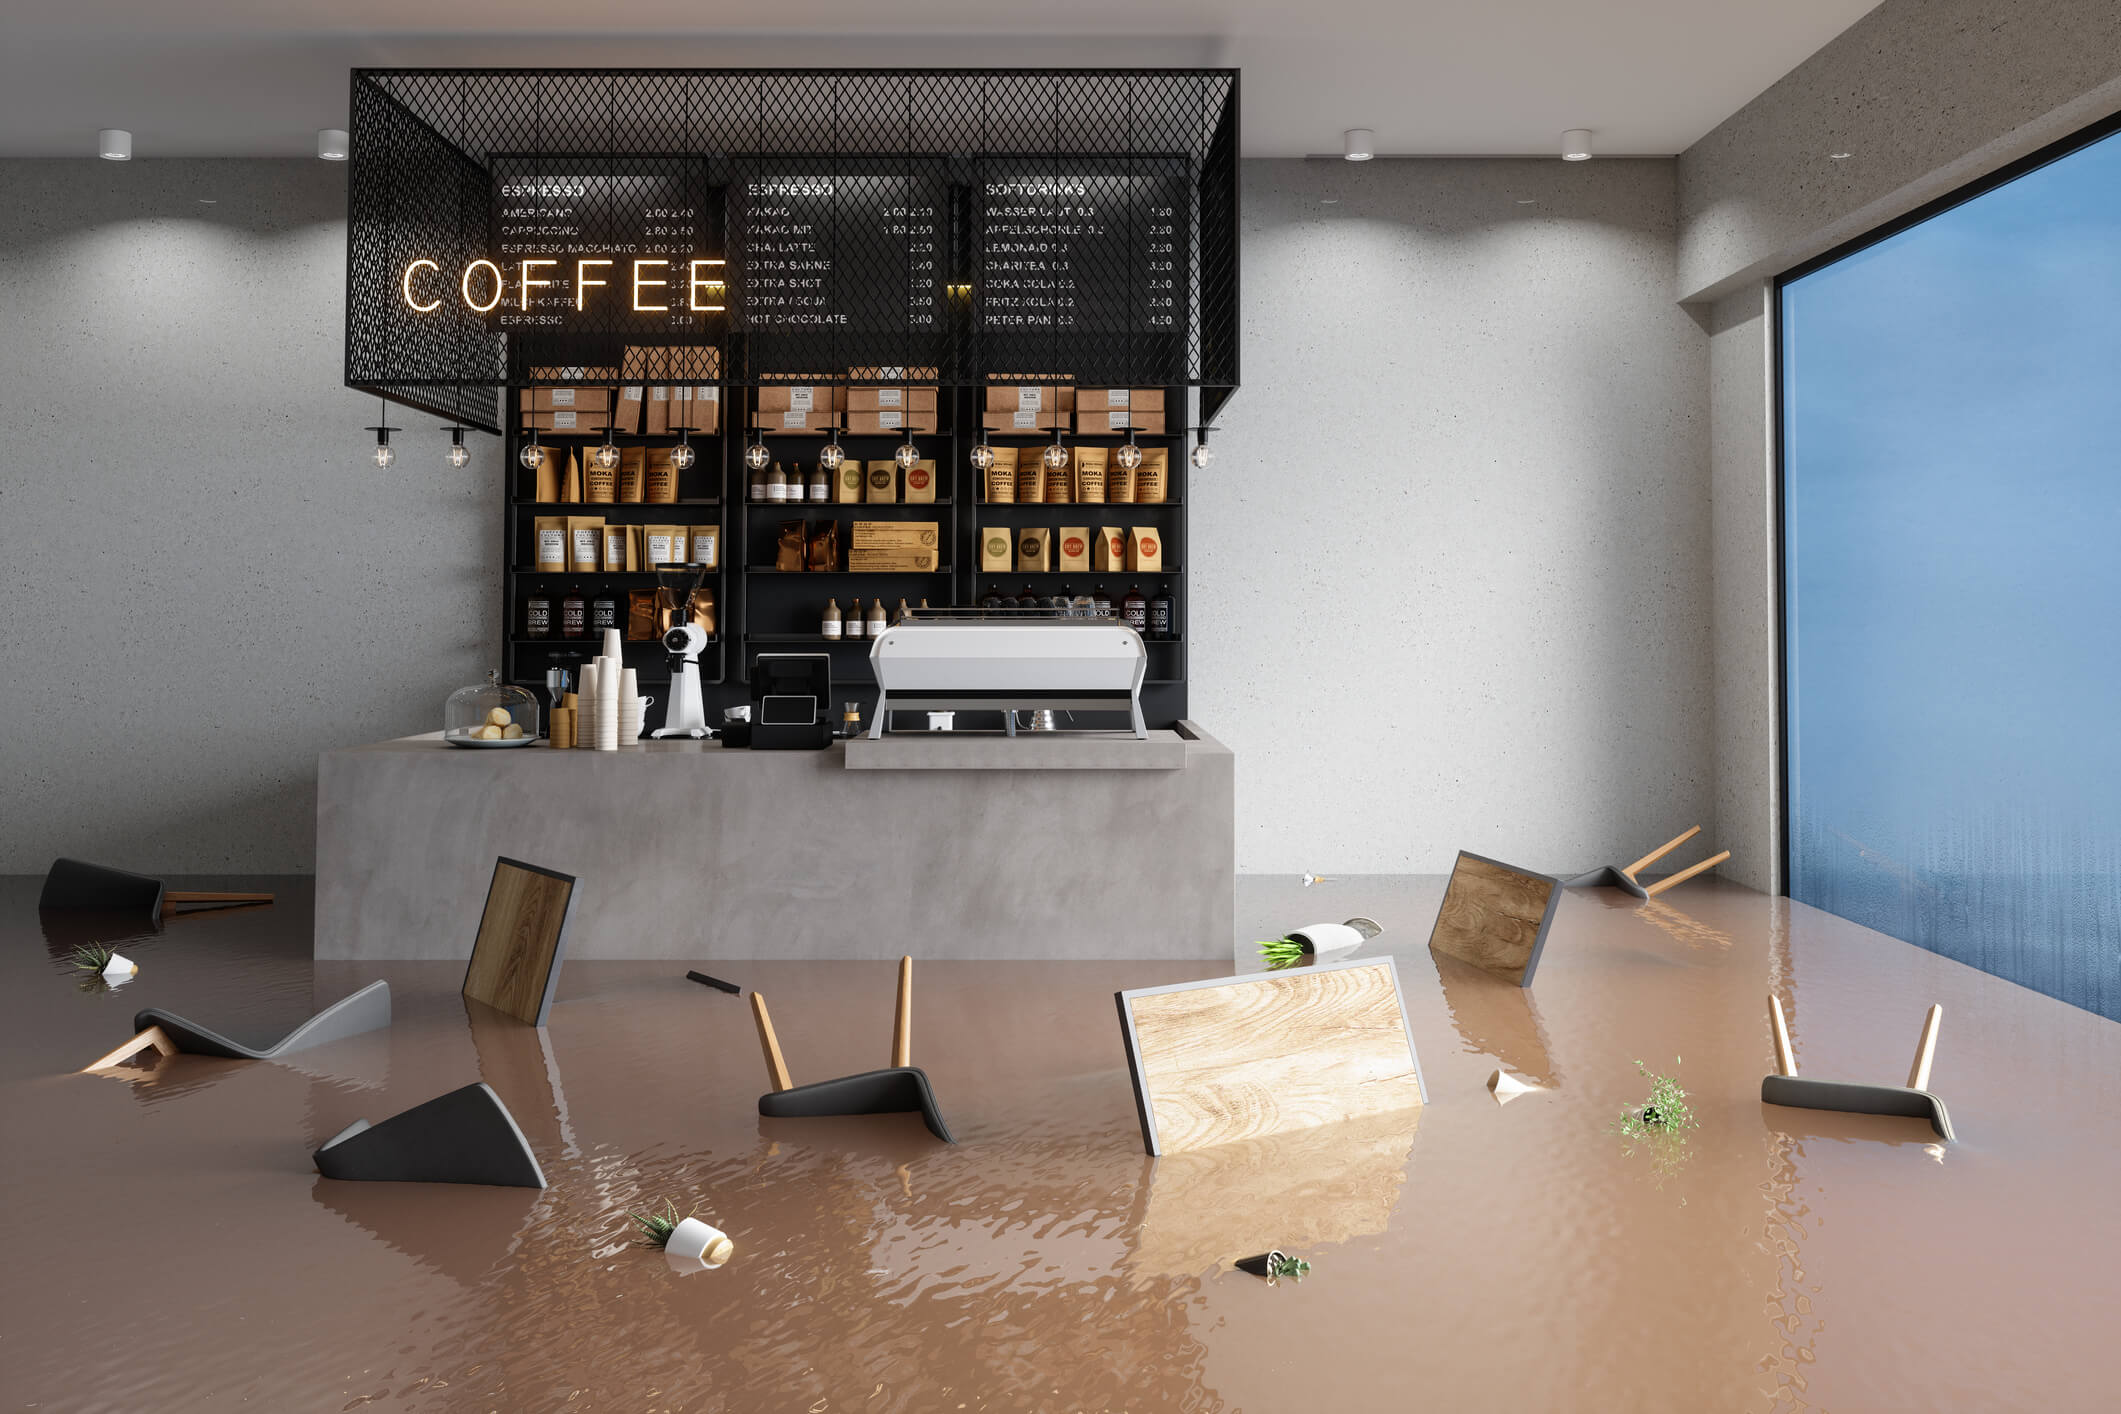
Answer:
xmin=6 ymin=4 xmax=2121 ymax=1410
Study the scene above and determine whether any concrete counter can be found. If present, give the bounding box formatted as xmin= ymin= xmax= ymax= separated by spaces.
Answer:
xmin=315 ymin=723 xmax=1233 ymax=961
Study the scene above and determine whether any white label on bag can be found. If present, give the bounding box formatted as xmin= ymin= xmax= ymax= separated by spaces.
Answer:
xmin=1016 ymin=386 xmax=1040 ymax=412
xmin=691 ymin=530 xmax=718 ymax=563
xmin=646 ymin=533 xmax=675 ymax=560
xmin=790 ymin=387 xmax=814 ymax=411
xmin=877 ymin=388 xmax=903 ymax=407
xmin=622 ymin=386 xmax=643 ymax=403
xmin=571 ymin=528 xmax=599 ymax=566
xmin=551 ymin=388 xmax=577 ymax=406
xmin=1013 ymin=408 xmax=1037 ymax=428
xmin=538 ymin=528 xmax=566 ymax=564
xmin=880 ymin=410 xmax=903 ymax=429
xmin=783 ymin=409 xmax=807 ymax=428
xmin=553 ymin=409 xmax=578 ymax=429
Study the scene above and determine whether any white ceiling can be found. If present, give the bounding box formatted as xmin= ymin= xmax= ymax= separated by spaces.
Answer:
xmin=0 ymin=1 xmax=1880 ymax=159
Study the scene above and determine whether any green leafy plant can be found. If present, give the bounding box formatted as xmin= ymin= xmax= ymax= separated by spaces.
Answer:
xmin=1257 ymin=937 xmax=1306 ymax=970
xmin=629 ymin=1198 xmax=701 ymax=1249
xmin=1615 ymin=1058 xmax=1696 ymax=1139
xmin=1267 ymin=1252 xmax=1310 ymax=1280
xmin=69 ymin=943 xmax=117 ymax=973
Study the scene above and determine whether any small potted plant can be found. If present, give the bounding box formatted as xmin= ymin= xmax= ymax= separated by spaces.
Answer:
xmin=1257 ymin=917 xmax=1382 ymax=970
xmin=630 ymin=1199 xmax=734 ymax=1267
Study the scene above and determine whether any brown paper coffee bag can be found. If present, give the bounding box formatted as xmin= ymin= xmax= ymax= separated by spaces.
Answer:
xmin=584 ymin=448 xmax=618 ymax=503
xmin=645 ymin=448 xmax=680 ymax=504
xmin=619 ymin=446 xmax=646 ymax=503
xmin=1128 ymin=525 xmax=1163 ymax=572
xmin=981 ymin=525 xmax=1013 ymax=571
xmin=1134 ymin=448 xmax=1168 ymax=504
xmin=1072 ymin=446 xmax=1107 ymax=504
xmin=601 ymin=523 xmax=631 ymax=572
xmin=984 ymin=446 xmax=1017 ymax=504
xmin=534 ymin=515 xmax=569 ymax=573
xmin=1017 ymin=526 xmax=1052 ymax=573
xmin=566 ymin=515 xmax=604 ymax=573
xmin=1093 ymin=525 xmax=1127 ymax=572
xmin=1057 ymin=527 xmax=1091 ymax=572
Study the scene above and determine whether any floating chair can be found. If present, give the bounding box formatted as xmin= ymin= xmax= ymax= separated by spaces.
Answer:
xmin=1567 ymin=827 xmax=1730 ymax=900
xmin=314 ymin=1082 xmax=547 ymax=1188
xmin=1760 ymin=995 xmax=1954 ymax=1142
xmin=40 ymin=858 xmax=273 ymax=919
xmin=82 ymin=980 xmax=391 ymax=1071
xmin=751 ymin=956 xmax=956 ymax=1144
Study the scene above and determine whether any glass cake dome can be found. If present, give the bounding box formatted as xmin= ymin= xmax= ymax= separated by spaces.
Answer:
xmin=444 ymin=669 xmax=539 ymax=746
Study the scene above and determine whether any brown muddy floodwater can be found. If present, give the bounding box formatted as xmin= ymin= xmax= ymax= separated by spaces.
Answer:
xmin=4 ymin=875 xmax=2117 ymax=1412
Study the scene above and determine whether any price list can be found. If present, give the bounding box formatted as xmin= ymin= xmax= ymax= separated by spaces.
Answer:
xmin=978 ymin=170 xmax=1185 ymax=333
xmin=733 ymin=172 xmax=945 ymax=332
xmin=488 ymin=163 xmax=707 ymax=331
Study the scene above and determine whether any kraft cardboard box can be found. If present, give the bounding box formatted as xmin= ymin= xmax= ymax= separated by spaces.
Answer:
xmin=522 ymin=408 xmax=611 ymax=434
xmin=1075 ymin=388 xmax=1166 ymax=413
xmin=846 ymin=409 xmax=939 ymax=435
xmin=982 ymin=407 xmax=1068 ymax=434
xmin=1076 ymin=408 xmax=1167 ymax=435
xmin=645 ymin=386 xmax=672 ymax=436
xmin=520 ymin=386 xmax=615 ymax=414
xmin=851 ymin=521 xmax=939 ymax=551
xmin=980 ymin=524 xmax=1013 ymax=571
xmin=671 ymin=385 xmax=721 ymax=433
xmin=984 ymin=384 xmax=1075 ymax=412
xmin=846 ymin=387 xmax=939 ymax=412
xmin=752 ymin=410 xmax=838 ymax=433
xmin=613 ymin=384 xmax=646 ymax=434
xmin=755 ymin=384 xmax=845 ymax=413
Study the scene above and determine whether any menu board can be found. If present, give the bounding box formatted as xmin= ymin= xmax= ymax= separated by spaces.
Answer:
xmin=487 ymin=158 xmax=714 ymax=334
xmin=978 ymin=165 xmax=1188 ymax=333
xmin=730 ymin=170 xmax=947 ymax=333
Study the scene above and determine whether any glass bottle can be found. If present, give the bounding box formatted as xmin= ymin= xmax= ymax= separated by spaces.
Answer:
xmin=589 ymin=587 xmax=618 ymax=634
xmin=749 ymin=464 xmax=769 ymax=503
xmin=895 ymin=597 xmax=912 ymax=625
xmin=766 ymin=461 xmax=789 ymax=503
xmin=1069 ymin=592 xmax=1096 ymax=618
xmin=560 ymin=588 xmax=587 ymax=638
xmin=842 ymin=701 xmax=863 ymax=738
xmin=980 ymin=588 xmax=1004 ymax=611
xmin=821 ymin=597 xmax=842 ymax=640
xmin=845 ymin=597 xmax=865 ymax=639
xmin=524 ymin=591 xmax=552 ymax=639
xmin=1020 ymin=584 xmax=1040 ymax=614
xmin=808 ymin=463 xmax=830 ymax=502
xmin=1148 ymin=588 xmax=1174 ymax=640
xmin=1092 ymin=583 xmax=1113 ymax=619
xmin=1122 ymin=585 xmax=1148 ymax=633
xmin=866 ymin=599 xmax=888 ymax=636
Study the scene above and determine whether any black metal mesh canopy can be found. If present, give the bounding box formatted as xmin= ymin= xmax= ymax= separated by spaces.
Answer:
xmin=345 ymin=69 xmax=1240 ymax=433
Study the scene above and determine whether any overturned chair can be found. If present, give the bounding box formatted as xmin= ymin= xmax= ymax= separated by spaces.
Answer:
xmin=1761 ymin=994 xmax=1955 ymax=1142
xmin=82 ymin=980 xmax=391 ymax=1072
xmin=315 ymin=1082 xmax=547 ymax=1188
xmin=41 ymin=857 xmax=274 ymax=920
xmin=1568 ymin=826 xmax=1731 ymax=901
xmin=751 ymin=956 xmax=956 ymax=1144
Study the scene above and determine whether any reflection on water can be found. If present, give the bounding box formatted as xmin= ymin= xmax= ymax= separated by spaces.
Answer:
xmin=1757 ymin=1131 xmax=1823 ymax=1412
xmin=1432 ymin=953 xmax=1560 ymax=1086
xmin=1131 ymin=1106 xmax=1420 ymax=1282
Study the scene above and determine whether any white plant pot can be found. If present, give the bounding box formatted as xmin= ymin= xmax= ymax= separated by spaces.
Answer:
xmin=1285 ymin=917 xmax=1381 ymax=962
xmin=665 ymin=1217 xmax=733 ymax=1266
xmin=103 ymin=953 xmax=138 ymax=982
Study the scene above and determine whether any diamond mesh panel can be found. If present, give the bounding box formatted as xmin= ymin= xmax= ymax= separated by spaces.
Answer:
xmin=345 ymin=69 xmax=1238 ymax=418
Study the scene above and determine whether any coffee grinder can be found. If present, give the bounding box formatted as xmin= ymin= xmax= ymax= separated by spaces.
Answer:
xmin=650 ymin=562 xmax=712 ymax=739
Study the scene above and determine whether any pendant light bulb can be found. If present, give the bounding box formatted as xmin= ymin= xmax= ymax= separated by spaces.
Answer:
xmin=518 ymin=433 xmax=545 ymax=470
xmin=1190 ymin=426 xmax=1216 ymax=470
xmin=895 ymin=440 xmax=920 ymax=471
xmin=1042 ymin=429 xmax=1070 ymax=470
xmin=594 ymin=434 xmax=621 ymax=470
xmin=670 ymin=431 xmax=696 ymax=471
xmin=744 ymin=434 xmax=770 ymax=471
xmin=366 ymin=398 xmax=398 ymax=469
xmin=1115 ymin=431 xmax=1143 ymax=471
xmin=447 ymin=427 xmax=471 ymax=468
xmin=819 ymin=432 xmax=845 ymax=472
xmin=969 ymin=436 xmax=995 ymax=471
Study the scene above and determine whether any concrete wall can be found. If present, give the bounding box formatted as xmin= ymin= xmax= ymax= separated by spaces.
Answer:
xmin=1680 ymin=0 xmax=2121 ymax=892
xmin=0 ymin=160 xmax=501 ymax=872
xmin=1208 ymin=158 xmax=1712 ymax=873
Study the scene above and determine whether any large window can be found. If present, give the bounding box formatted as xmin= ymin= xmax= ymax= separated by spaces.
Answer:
xmin=1781 ymin=119 xmax=2121 ymax=1021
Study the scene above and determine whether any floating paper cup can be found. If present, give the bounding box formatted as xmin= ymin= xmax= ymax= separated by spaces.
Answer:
xmin=665 ymin=1217 xmax=733 ymax=1266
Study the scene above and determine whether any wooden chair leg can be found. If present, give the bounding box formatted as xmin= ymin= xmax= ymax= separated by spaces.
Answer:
xmin=1768 ymin=996 xmax=1796 ymax=1078
xmin=82 ymin=1025 xmax=177 ymax=1073
xmin=1624 ymin=826 xmax=1701 ymax=881
xmin=1907 ymin=1004 xmax=1942 ymax=1091
xmin=161 ymin=891 xmax=274 ymax=918
xmin=891 ymin=955 xmax=913 ymax=1069
xmin=751 ymin=993 xmax=793 ymax=1093
xmin=1642 ymin=849 xmax=1732 ymax=898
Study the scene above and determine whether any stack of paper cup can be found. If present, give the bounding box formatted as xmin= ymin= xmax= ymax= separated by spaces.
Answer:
xmin=617 ymin=669 xmax=643 ymax=741
xmin=602 ymin=627 xmax=624 ymax=662
xmin=595 ymin=655 xmax=619 ymax=750
xmin=578 ymin=662 xmax=599 ymax=746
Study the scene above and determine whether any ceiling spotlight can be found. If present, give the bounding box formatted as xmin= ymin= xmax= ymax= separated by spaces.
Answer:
xmin=318 ymin=129 xmax=350 ymax=161
xmin=98 ymin=129 xmax=132 ymax=161
xmin=1343 ymin=129 xmax=1375 ymax=162
xmin=446 ymin=426 xmax=471 ymax=468
xmin=1562 ymin=129 xmax=1593 ymax=162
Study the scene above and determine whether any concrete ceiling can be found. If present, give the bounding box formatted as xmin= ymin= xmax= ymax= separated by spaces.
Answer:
xmin=0 ymin=0 xmax=1881 ymax=159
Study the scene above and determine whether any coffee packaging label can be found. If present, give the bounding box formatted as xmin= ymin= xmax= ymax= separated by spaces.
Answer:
xmin=838 ymin=462 xmax=864 ymax=502
xmin=981 ymin=527 xmax=1012 ymax=571
xmin=619 ymin=446 xmax=646 ymax=502
xmin=1128 ymin=525 xmax=1163 ymax=572
xmin=1105 ymin=411 xmax=1131 ymax=432
xmin=552 ymin=409 xmax=579 ymax=430
xmin=1012 ymin=408 xmax=1038 ymax=429
xmin=1135 ymin=448 xmax=1168 ymax=504
xmin=1016 ymin=386 xmax=1041 ymax=413
xmin=568 ymin=519 xmax=603 ymax=572
xmin=1058 ymin=527 xmax=1091 ymax=571
xmin=535 ymin=518 xmax=569 ymax=573
xmin=601 ymin=524 xmax=630 ymax=571
xmin=689 ymin=526 xmax=719 ymax=566
xmin=1073 ymin=446 xmax=1107 ymax=503
xmin=551 ymin=388 xmax=577 ymax=407
xmin=878 ymin=409 xmax=904 ymax=429
xmin=1110 ymin=389 xmax=1131 ymax=408
xmin=645 ymin=529 xmax=677 ymax=565
xmin=651 ymin=386 xmax=669 ymax=402
xmin=866 ymin=464 xmax=896 ymax=503
xmin=783 ymin=409 xmax=807 ymax=428
xmin=1017 ymin=526 xmax=1052 ymax=573
xmin=789 ymin=387 xmax=814 ymax=411
xmin=904 ymin=460 xmax=936 ymax=503
xmin=876 ymin=388 xmax=903 ymax=408
xmin=985 ymin=447 xmax=1017 ymax=503
xmin=1093 ymin=525 xmax=1127 ymax=572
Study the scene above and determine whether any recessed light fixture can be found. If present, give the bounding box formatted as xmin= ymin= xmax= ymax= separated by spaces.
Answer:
xmin=1830 ymin=152 xmax=1853 ymax=160
xmin=98 ymin=129 xmax=132 ymax=161
xmin=1320 ymin=197 xmax=1340 ymax=205
xmin=1516 ymin=199 xmax=1538 ymax=205
xmin=1343 ymin=129 xmax=1375 ymax=162
xmin=1562 ymin=129 xmax=1593 ymax=162
xmin=318 ymin=129 xmax=350 ymax=162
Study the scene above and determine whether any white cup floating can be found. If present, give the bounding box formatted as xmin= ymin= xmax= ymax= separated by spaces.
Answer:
xmin=665 ymin=1216 xmax=734 ymax=1267
xmin=1488 ymin=1068 xmax=1546 ymax=1105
